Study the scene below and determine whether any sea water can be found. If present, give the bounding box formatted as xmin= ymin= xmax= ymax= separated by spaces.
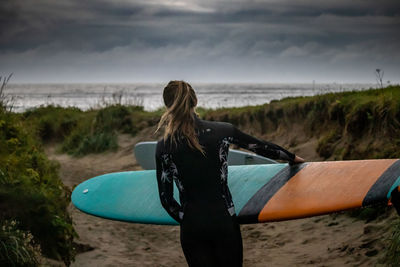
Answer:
xmin=4 ymin=83 xmax=376 ymax=112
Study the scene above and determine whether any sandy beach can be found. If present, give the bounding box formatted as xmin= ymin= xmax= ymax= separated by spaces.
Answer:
xmin=45 ymin=128 xmax=398 ymax=267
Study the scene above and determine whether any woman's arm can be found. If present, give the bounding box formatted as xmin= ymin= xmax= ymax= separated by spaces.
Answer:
xmin=231 ymin=125 xmax=303 ymax=164
xmin=155 ymin=152 xmax=182 ymax=223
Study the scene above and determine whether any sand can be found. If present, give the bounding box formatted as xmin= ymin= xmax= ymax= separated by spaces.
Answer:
xmin=44 ymin=128 xmax=398 ymax=267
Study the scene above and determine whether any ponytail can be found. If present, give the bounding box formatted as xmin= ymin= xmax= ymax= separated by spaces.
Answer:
xmin=155 ymin=81 xmax=205 ymax=155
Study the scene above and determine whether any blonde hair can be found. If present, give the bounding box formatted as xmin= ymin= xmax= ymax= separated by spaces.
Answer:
xmin=155 ymin=80 xmax=205 ymax=155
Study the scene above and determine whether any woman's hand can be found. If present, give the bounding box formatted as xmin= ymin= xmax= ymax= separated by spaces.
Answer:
xmin=294 ymin=155 xmax=305 ymax=163
xmin=289 ymin=155 xmax=305 ymax=165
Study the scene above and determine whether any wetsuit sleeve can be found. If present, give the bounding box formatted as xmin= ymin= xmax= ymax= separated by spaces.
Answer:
xmin=231 ymin=125 xmax=296 ymax=163
xmin=155 ymin=151 xmax=182 ymax=223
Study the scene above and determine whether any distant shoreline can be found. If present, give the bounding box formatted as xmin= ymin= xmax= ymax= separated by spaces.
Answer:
xmin=4 ymin=82 xmax=379 ymax=113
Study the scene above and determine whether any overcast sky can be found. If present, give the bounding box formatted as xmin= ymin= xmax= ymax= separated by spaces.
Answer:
xmin=1 ymin=0 xmax=399 ymax=83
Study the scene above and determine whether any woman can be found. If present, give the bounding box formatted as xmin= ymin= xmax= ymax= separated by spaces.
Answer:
xmin=155 ymin=81 xmax=305 ymax=267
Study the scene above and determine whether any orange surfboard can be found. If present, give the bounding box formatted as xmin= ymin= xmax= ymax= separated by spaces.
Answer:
xmin=239 ymin=159 xmax=400 ymax=223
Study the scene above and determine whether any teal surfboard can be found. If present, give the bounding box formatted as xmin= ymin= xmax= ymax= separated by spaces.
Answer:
xmin=72 ymin=159 xmax=400 ymax=225
xmin=134 ymin=141 xmax=276 ymax=170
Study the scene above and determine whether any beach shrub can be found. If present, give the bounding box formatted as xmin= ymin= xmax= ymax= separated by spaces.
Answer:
xmin=19 ymin=103 xmax=161 ymax=156
xmin=62 ymin=129 xmax=118 ymax=156
xmin=94 ymin=104 xmax=132 ymax=133
xmin=0 ymin=220 xmax=42 ymax=266
xmin=58 ymin=104 xmax=160 ymax=156
xmin=0 ymin=107 xmax=77 ymax=265
xmin=23 ymin=105 xmax=82 ymax=143
xmin=60 ymin=105 xmax=129 ymax=156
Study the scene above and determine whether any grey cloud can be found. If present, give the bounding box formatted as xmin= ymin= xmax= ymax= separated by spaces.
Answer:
xmin=0 ymin=0 xmax=399 ymax=82
xmin=2 ymin=0 xmax=399 ymax=51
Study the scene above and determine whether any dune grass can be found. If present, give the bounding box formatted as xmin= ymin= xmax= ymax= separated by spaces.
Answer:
xmin=384 ymin=218 xmax=400 ymax=266
xmin=203 ymin=85 xmax=400 ymax=160
xmin=22 ymin=104 xmax=162 ymax=156
xmin=0 ymin=220 xmax=42 ymax=266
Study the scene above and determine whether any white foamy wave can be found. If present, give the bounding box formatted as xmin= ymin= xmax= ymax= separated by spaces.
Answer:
xmin=4 ymin=83 xmax=377 ymax=113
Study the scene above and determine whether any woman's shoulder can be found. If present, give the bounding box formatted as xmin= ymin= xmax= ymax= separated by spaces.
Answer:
xmin=155 ymin=137 xmax=178 ymax=156
xmin=197 ymin=118 xmax=235 ymax=136
xmin=155 ymin=138 xmax=166 ymax=156
xmin=198 ymin=118 xmax=234 ymax=130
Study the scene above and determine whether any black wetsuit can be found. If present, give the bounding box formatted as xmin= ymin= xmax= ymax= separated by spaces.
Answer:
xmin=155 ymin=115 xmax=295 ymax=267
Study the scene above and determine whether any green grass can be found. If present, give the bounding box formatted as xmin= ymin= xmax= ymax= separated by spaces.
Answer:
xmin=22 ymin=104 xmax=161 ymax=156
xmin=203 ymin=85 xmax=400 ymax=160
xmin=383 ymin=218 xmax=400 ymax=266
xmin=0 ymin=220 xmax=42 ymax=266
xmin=22 ymin=106 xmax=83 ymax=143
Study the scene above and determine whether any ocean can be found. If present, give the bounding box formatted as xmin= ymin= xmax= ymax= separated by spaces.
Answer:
xmin=4 ymin=83 xmax=377 ymax=113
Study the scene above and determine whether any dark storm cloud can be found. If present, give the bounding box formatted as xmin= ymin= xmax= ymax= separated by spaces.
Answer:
xmin=1 ymin=0 xmax=398 ymax=51
xmin=0 ymin=0 xmax=144 ymax=52
xmin=0 ymin=0 xmax=399 ymax=82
